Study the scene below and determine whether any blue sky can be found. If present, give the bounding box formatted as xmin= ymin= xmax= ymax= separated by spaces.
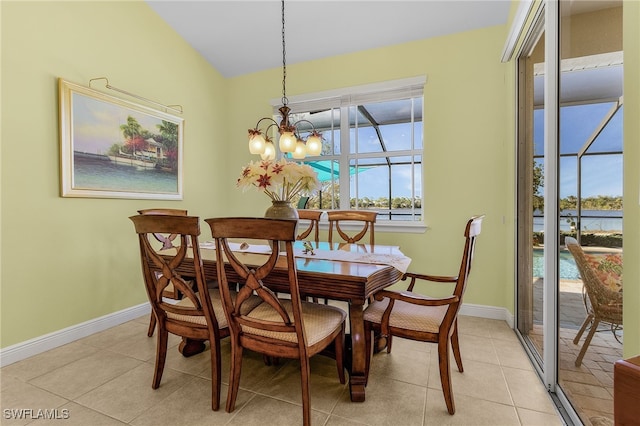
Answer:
xmin=72 ymin=93 xmax=168 ymax=155
xmin=533 ymin=103 xmax=623 ymax=198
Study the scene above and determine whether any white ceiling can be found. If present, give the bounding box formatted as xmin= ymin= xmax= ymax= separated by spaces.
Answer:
xmin=146 ymin=0 xmax=512 ymax=78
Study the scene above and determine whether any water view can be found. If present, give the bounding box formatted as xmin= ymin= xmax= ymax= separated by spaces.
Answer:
xmin=73 ymin=153 xmax=178 ymax=193
xmin=533 ymin=209 xmax=622 ymax=233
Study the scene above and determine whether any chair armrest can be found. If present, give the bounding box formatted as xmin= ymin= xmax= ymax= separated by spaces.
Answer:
xmin=401 ymin=272 xmax=459 ymax=291
xmin=375 ymin=289 xmax=459 ymax=307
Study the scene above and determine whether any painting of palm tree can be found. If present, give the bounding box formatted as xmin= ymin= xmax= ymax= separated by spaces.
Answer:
xmin=59 ymin=78 xmax=184 ymax=200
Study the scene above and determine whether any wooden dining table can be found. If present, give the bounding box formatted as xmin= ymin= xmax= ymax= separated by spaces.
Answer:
xmin=171 ymin=240 xmax=410 ymax=402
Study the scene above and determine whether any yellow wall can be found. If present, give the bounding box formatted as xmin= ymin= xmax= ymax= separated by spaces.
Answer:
xmin=1 ymin=1 xmax=229 ymax=347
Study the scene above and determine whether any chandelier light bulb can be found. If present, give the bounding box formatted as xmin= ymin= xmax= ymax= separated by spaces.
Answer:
xmin=292 ymin=140 xmax=307 ymax=159
xmin=279 ymin=131 xmax=296 ymax=152
xmin=248 ymin=130 xmax=266 ymax=154
xmin=260 ymin=140 xmax=276 ymax=160
xmin=305 ymin=133 xmax=322 ymax=156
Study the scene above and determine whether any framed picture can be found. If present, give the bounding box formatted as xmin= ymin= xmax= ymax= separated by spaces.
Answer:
xmin=59 ymin=78 xmax=184 ymax=200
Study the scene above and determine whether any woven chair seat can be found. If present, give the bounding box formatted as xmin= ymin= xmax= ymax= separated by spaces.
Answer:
xmin=364 ymin=294 xmax=447 ymax=333
xmin=168 ymin=289 xmax=262 ymax=329
xmin=243 ymin=300 xmax=346 ymax=346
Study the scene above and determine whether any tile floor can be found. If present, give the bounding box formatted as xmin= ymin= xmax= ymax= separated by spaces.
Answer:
xmin=1 ymin=314 xmax=563 ymax=426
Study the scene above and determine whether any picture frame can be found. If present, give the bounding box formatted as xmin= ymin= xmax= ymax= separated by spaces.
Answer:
xmin=58 ymin=78 xmax=184 ymax=200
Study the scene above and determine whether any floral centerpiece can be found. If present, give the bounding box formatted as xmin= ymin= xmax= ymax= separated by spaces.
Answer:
xmin=237 ymin=158 xmax=320 ymax=203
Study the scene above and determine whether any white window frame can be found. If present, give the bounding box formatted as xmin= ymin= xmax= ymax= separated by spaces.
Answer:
xmin=271 ymin=76 xmax=427 ymax=233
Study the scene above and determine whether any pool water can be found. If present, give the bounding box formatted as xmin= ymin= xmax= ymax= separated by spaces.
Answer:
xmin=532 ymin=249 xmax=581 ymax=280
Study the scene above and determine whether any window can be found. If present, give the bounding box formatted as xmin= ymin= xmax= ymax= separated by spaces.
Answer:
xmin=279 ymin=77 xmax=425 ymax=226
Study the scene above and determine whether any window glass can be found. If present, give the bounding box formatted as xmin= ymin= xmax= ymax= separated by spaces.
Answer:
xmin=287 ymin=80 xmax=424 ymax=223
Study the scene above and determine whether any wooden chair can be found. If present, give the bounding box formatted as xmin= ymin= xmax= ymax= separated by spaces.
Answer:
xmin=206 ymin=217 xmax=346 ymax=426
xmin=565 ymin=237 xmax=623 ymax=367
xmin=137 ymin=208 xmax=188 ymax=337
xmin=363 ymin=215 xmax=484 ymax=415
xmin=129 ymin=214 xmax=261 ymax=411
xmin=296 ymin=210 xmax=323 ymax=244
xmin=327 ymin=210 xmax=377 ymax=245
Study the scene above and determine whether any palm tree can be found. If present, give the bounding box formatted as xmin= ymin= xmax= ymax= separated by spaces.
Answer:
xmin=120 ymin=116 xmax=144 ymax=155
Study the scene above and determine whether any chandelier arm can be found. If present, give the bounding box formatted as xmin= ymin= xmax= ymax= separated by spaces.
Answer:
xmin=254 ymin=117 xmax=279 ymax=130
xmin=292 ymin=119 xmax=318 ymax=134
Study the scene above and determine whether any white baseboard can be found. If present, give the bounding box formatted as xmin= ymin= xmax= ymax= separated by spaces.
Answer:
xmin=0 ymin=303 xmax=150 ymax=368
xmin=0 ymin=301 xmax=515 ymax=367
xmin=459 ymin=303 xmax=515 ymax=328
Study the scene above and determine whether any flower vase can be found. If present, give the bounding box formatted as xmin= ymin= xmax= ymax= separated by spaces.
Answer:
xmin=264 ymin=200 xmax=299 ymax=221
xmin=265 ymin=201 xmax=298 ymax=252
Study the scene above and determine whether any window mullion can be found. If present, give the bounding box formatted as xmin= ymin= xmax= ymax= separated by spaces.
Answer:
xmin=339 ymin=104 xmax=350 ymax=210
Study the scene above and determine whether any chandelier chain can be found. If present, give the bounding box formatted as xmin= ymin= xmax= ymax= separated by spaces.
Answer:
xmin=281 ymin=0 xmax=288 ymax=106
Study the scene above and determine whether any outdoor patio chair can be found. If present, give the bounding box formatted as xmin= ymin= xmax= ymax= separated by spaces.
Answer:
xmin=565 ymin=237 xmax=623 ymax=367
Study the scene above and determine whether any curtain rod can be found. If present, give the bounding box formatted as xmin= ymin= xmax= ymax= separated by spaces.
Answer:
xmin=89 ymin=77 xmax=183 ymax=114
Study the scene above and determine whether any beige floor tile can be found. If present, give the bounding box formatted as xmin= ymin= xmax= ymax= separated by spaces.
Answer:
xmin=332 ymin=375 xmax=426 ymax=425
xmin=325 ymin=414 xmax=372 ymax=425
xmin=29 ymin=351 xmax=142 ymax=400
xmin=158 ymin=341 xmax=215 ymax=377
xmin=253 ymin=355 xmax=347 ymax=414
xmin=1 ymin=342 xmax=98 ymax=382
xmin=424 ymin=392 xmax=520 ymax=425
xmin=428 ymin=357 xmax=513 ymax=406
xmin=456 ymin=334 xmax=500 ymax=366
xmin=129 ymin=376 xmax=251 ymax=426
xmin=24 ymin=401 xmax=127 ymax=425
xmin=225 ymin=394 xmax=329 ymax=426
xmin=74 ymin=363 xmax=193 ymax=422
xmin=0 ymin=375 xmax=68 ymax=426
xmin=493 ymin=338 xmax=535 ymax=370
xmin=517 ymin=407 xmax=563 ymax=425
xmin=107 ymin=331 xmax=181 ymax=362
xmin=80 ymin=322 xmax=148 ymax=350
xmin=456 ymin=315 xmax=494 ymax=338
xmin=366 ymin=343 xmax=431 ymax=387
xmin=502 ymin=366 xmax=557 ymax=414
xmin=214 ymin=348 xmax=291 ymax=391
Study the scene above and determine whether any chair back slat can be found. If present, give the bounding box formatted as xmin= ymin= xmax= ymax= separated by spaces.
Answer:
xmin=130 ymin=215 xmax=217 ymax=329
xmin=327 ymin=210 xmax=377 ymax=245
xmin=296 ymin=210 xmax=323 ymax=243
xmin=206 ymin=218 xmax=304 ymax=342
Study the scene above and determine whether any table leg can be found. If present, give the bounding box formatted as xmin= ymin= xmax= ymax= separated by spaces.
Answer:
xmin=348 ymin=302 xmax=367 ymax=402
xmin=179 ymin=337 xmax=206 ymax=357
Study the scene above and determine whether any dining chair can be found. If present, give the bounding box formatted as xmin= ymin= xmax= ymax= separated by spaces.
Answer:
xmin=363 ymin=215 xmax=484 ymax=415
xmin=565 ymin=237 xmax=623 ymax=367
xmin=137 ymin=208 xmax=188 ymax=337
xmin=206 ymin=217 xmax=346 ymax=426
xmin=296 ymin=209 xmax=323 ymax=244
xmin=130 ymin=214 xmax=261 ymax=411
xmin=327 ymin=210 xmax=377 ymax=246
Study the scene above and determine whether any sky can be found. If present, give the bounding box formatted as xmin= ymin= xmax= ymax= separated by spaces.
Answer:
xmin=71 ymin=92 xmax=176 ymax=155
xmin=533 ymin=103 xmax=623 ymax=198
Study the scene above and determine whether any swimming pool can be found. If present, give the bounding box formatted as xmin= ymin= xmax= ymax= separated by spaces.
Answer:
xmin=532 ymin=249 xmax=581 ymax=280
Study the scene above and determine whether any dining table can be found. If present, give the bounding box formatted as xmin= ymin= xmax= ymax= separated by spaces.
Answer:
xmin=169 ymin=239 xmax=411 ymax=402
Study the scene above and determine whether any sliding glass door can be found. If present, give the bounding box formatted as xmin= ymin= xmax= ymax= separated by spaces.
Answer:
xmin=515 ymin=1 xmax=623 ymax=424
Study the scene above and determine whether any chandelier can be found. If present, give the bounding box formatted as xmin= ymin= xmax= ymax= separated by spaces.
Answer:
xmin=247 ymin=0 xmax=322 ymax=160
